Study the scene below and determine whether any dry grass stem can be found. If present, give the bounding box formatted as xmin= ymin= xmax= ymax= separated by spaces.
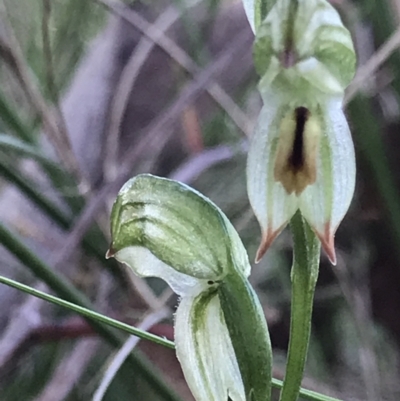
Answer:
xmin=0 ymin=7 xmax=89 ymax=192
xmin=0 ymin=282 xmax=46 ymax=369
xmin=345 ymin=26 xmax=400 ymax=104
xmin=49 ymin=30 xmax=252 ymax=273
xmin=92 ymin=308 xmax=170 ymax=401
xmin=95 ymin=0 xmax=252 ymax=137
xmin=103 ymin=6 xmax=182 ymax=183
xmin=35 ymin=338 xmax=99 ymax=401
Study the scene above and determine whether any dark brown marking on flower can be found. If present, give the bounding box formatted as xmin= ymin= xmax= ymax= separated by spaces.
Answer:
xmin=289 ymin=106 xmax=309 ymax=171
xmin=281 ymin=41 xmax=294 ymax=68
xmin=274 ymin=106 xmax=319 ymax=195
xmin=105 ymin=247 xmax=116 ymax=259
xmin=280 ymin=1 xmax=299 ymax=68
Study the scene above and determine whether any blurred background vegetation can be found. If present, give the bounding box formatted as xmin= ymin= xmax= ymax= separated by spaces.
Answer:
xmin=0 ymin=0 xmax=399 ymax=400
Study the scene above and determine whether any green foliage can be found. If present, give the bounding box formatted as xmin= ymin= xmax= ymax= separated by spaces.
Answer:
xmin=0 ymin=0 xmax=400 ymax=400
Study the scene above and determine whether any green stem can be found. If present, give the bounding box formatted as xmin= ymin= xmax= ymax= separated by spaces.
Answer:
xmin=0 ymin=273 xmax=343 ymax=401
xmin=279 ymin=211 xmax=321 ymax=401
xmin=0 ymin=274 xmax=174 ymax=349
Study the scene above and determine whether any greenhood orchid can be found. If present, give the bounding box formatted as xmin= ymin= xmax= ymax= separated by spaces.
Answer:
xmin=107 ymin=174 xmax=272 ymax=401
xmin=246 ymin=0 xmax=357 ymax=264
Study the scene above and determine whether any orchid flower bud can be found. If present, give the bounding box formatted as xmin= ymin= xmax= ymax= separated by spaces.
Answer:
xmin=108 ymin=174 xmax=272 ymax=401
xmin=246 ymin=0 xmax=356 ymax=264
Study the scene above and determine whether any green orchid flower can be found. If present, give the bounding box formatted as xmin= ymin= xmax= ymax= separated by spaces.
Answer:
xmin=107 ymin=174 xmax=272 ymax=401
xmin=246 ymin=0 xmax=357 ymax=264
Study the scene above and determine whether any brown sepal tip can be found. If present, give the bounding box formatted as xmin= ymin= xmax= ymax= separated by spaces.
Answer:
xmin=255 ymin=228 xmax=282 ymax=263
xmin=105 ymin=247 xmax=116 ymax=259
xmin=316 ymin=224 xmax=337 ymax=265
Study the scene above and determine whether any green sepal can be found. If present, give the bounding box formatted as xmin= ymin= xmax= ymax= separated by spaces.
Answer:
xmin=253 ymin=0 xmax=356 ymax=98
xmin=109 ymin=174 xmax=249 ymax=281
xmin=243 ymin=0 xmax=277 ymax=33
xmin=219 ymin=269 xmax=272 ymax=401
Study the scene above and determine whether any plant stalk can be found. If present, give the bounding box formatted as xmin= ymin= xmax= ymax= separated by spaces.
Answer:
xmin=279 ymin=211 xmax=321 ymax=401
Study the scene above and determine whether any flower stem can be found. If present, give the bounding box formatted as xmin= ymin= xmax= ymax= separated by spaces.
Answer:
xmin=279 ymin=211 xmax=321 ymax=401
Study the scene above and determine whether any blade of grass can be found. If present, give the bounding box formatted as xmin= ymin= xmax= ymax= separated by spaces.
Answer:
xmin=0 ymin=151 xmax=73 ymax=225
xmin=0 ymin=90 xmax=35 ymax=143
xmin=0 ymin=274 xmax=174 ymax=348
xmin=0 ymin=274 xmax=344 ymax=401
xmin=363 ymin=0 xmax=400 ymax=96
xmin=0 ymin=143 xmax=121 ymax=279
xmin=0 ymin=133 xmax=85 ymax=213
xmin=348 ymin=95 xmax=400 ymax=260
xmin=0 ymin=133 xmax=65 ymax=171
xmin=51 ymin=0 xmax=105 ymax=89
xmin=0 ymin=222 xmax=182 ymax=401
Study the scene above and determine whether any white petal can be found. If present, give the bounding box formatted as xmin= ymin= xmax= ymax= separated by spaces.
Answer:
xmin=242 ymin=0 xmax=256 ymax=33
xmin=114 ymin=246 xmax=205 ymax=297
xmin=247 ymin=102 xmax=298 ymax=262
xmin=175 ymin=292 xmax=245 ymax=401
xmin=294 ymin=0 xmax=356 ymax=87
xmin=299 ymin=98 xmax=355 ymax=263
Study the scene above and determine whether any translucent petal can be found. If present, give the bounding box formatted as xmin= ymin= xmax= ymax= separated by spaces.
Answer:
xmin=113 ymin=246 xmax=204 ymax=297
xmin=295 ymin=58 xmax=344 ymax=95
xmin=242 ymin=0 xmax=256 ymax=33
xmin=175 ymin=291 xmax=245 ymax=401
xmin=295 ymin=0 xmax=356 ymax=87
xmin=299 ymin=98 xmax=355 ymax=263
xmin=247 ymin=102 xmax=299 ymax=262
xmin=242 ymin=0 xmax=277 ymax=34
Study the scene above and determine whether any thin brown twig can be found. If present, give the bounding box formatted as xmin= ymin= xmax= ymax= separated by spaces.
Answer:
xmin=333 ymin=251 xmax=381 ymax=401
xmin=0 ymin=282 xmax=46 ymax=369
xmin=40 ymin=0 xmax=86 ymax=194
xmin=345 ymin=26 xmax=400 ymax=104
xmin=103 ymin=6 xmax=182 ymax=183
xmin=50 ymin=30 xmax=253 ymax=273
xmin=170 ymin=141 xmax=247 ymax=183
xmin=390 ymin=0 xmax=400 ymax=25
xmin=93 ymin=308 xmax=169 ymax=401
xmin=41 ymin=0 xmax=59 ymax=105
xmin=95 ymin=0 xmax=252 ymax=137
